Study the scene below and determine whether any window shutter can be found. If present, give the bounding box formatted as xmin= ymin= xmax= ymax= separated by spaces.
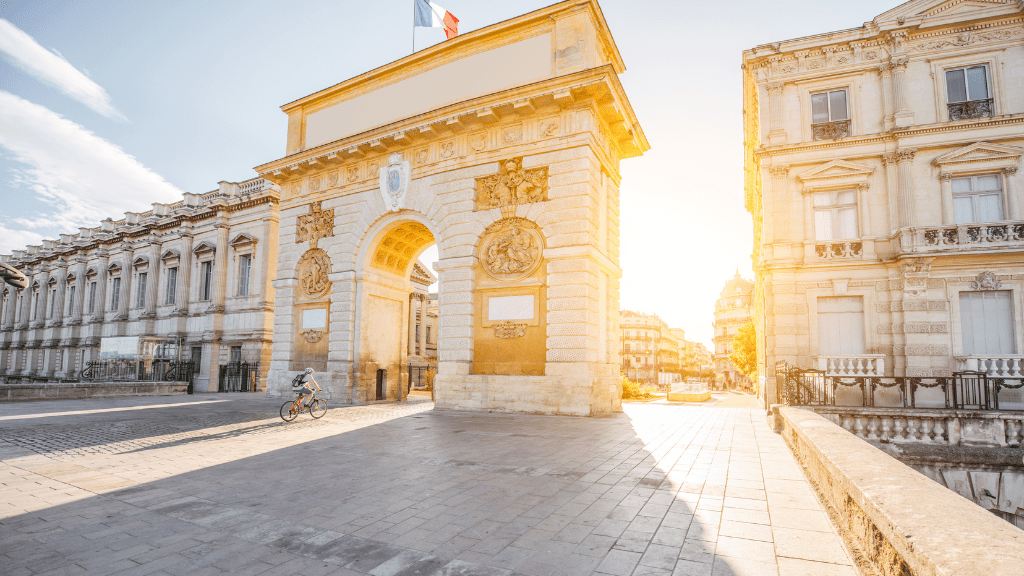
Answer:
xmin=811 ymin=93 xmax=829 ymax=123
xmin=829 ymin=90 xmax=849 ymax=121
xmin=946 ymin=69 xmax=967 ymax=103
xmin=960 ymin=291 xmax=1015 ymax=355
xmin=966 ymin=66 xmax=988 ymax=100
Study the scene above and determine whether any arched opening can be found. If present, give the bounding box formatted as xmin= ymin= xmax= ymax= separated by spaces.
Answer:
xmin=355 ymin=217 xmax=438 ymax=403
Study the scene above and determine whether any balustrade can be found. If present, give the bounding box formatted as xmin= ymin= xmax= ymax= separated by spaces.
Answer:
xmin=906 ymin=221 xmax=1024 ymax=253
xmin=956 ymin=356 xmax=1024 ymax=377
xmin=820 ymin=409 xmax=1023 ymax=448
xmin=811 ymin=120 xmax=850 ymax=140
xmin=814 ymin=241 xmax=862 ymax=260
xmin=815 ymin=355 xmax=884 ymax=376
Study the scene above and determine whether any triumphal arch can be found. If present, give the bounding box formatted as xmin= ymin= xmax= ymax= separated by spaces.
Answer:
xmin=257 ymin=0 xmax=647 ymax=415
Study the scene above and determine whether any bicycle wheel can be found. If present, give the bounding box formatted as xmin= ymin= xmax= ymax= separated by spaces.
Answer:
xmin=309 ymin=399 xmax=327 ymax=419
xmin=280 ymin=401 xmax=299 ymax=422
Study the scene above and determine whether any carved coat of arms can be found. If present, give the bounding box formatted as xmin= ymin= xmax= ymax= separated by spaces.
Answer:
xmin=378 ymin=153 xmax=411 ymax=212
xmin=476 ymin=157 xmax=548 ymax=213
xmin=296 ymin=201 xmax=334 ymax=250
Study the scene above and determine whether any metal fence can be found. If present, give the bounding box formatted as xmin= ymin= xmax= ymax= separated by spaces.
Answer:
xmin=774 ymin=360 xmax=1024 ymax=411
xmin=218 ymin=362 xmax=260 ymax=392
xmin=408 ymin=365 xmax=433 ymax=391
xmin=81 ymin=360 xmax=195 ymax=383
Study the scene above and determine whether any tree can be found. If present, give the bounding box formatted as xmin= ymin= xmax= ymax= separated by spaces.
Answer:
xmin=730 ymin=321 xmax=758 ymax=381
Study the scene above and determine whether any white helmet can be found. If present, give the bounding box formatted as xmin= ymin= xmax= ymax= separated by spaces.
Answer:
xmin=304 ymin=367 xmax=314 ymax=374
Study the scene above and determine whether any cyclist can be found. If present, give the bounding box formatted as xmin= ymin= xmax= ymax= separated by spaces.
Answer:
xmin=295 ymin=367 xmax=322 ymax=408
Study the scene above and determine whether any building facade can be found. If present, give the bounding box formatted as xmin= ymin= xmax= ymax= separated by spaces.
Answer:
xmin=743 ymin=0 xmax=1024 ymax=403
xmin=713 ymin=272 xmax=754 ymax=388
xmin=0 ymin=179 xmax=280 ymax=392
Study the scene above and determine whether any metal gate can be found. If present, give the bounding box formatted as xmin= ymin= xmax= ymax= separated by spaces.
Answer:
xmin=218 ymin=361 xmax=260 ymax=392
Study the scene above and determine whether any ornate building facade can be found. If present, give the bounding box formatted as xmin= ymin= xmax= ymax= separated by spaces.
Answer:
xmin=743 ymin=0 xmax=1024 ymax=404
xmin=713 ymin=273 xmax=754 ymax=388
xmin=0 ymin=179 xmax=280 ymax=392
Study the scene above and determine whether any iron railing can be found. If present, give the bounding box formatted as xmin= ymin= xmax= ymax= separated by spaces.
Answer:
xmin=218 ymin=361 xmax=260 ymax=392
xmin=408 ymin=365 xmax=433 ymax=391
xmin=80 ymin=360 xmax=194 ymax=383
xmin=775 ymin=361 xmax=1024 ymax=411
xmin=948 ymin=98 xmax=993 ymax=121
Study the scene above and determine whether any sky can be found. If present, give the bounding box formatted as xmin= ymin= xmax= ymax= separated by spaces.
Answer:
xmin=0 ymin=0 xmax=899 ymax=347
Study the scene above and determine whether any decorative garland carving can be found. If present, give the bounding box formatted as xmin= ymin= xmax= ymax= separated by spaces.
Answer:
xmin=475 ymin=157 xmax=549 ymax=213
xmin=494 ymin=321 xmax=527 ymax=339
xmin=296 ymin=201 xmax=334 ymax=250
xmin=298 ymin=248 xmax=331 ymax=298
xmin=301 ymin=330 xmax=323 ymax=343
xmin=479 ymin=218 xmax=544 ymax=282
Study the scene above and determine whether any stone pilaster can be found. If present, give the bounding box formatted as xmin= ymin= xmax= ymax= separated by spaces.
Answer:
xmin=1005 ymin=167 xmax=1019 ymax=220
xmin=896 ymin=148 xmax=917 ymax=230
xmin=408 ymin=294 xmax=417 ymax=355
xmin=939 ymin=173 xmax=954 ymax=225
xmin=176 ymin=235 xmax=192 ymax=315
xmin=117 ymin=246 xmax=133 ymax=320
xmin=878 ymin=63 xmax=895 ymax=132
xmin=93 ymin=253 xmax=108 ymax=321
xmin=51 ymin=260 xmax=67 ymax=327
xmin=767 ymin=82 xmax=786 ymax=146
xmin=213 ymin=223 xmax=229 ymax=312
xmin=892 ymin=57 xmax=914 ymax=127
xmin=418 ymin=293 xmax=427 ymax=357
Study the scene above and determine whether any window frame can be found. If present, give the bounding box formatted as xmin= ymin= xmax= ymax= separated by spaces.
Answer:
xmin=135 ymin=272 xmax=148 ymax=309
xmin=165 ymin=267 xmax=177 ymax=305
xmin=110 ymin=277 xmax=121 ymax=311
xmin=88 ymin=281 xmax=97 ymax=314
xmin=951 ymin=173 xmax=1004 ymax=224
xmin=237 ymin=255 xmax=252 ymax=297
xmin=810 ymin=88 xmax=850 ymax=124
xmin=944 ymin=64 xmax=991 ymax=104
xmin=812 ymin=189 xmax=860 ymax=241
xmin=199 ymin=261 xmax=213 ymax=302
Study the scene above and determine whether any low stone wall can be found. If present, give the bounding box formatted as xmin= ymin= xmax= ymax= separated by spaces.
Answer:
xmin=0 ymin=381 xmax=188 ymax=402
xmin=667 ymin=390 xmax=711 ymax=402
xmin=775 ymin=406 xmax=1024 ymax=576
xmin=814 ymin=406 xmax=1024 ymax=448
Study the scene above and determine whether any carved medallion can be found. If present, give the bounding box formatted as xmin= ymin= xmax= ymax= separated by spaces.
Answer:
xmin=301 ymin=329 xmax=323 ymax=343
xmin=347 ymin=167 xmax=359 ymax=183
xmin=475 ymin=157 xmax=549 ymax=213
xmin=540 ymin=119 xmax=559 ymax=137
xmin=494 ymin=321 xmax=527 ymax=339
xmin=298 ymin=248 xmax=331 ymax=298
xmin=296 ymin=201 xmax=335 ymax=250
xmin=502 ymin=125 xmax=523 ymax=144
xmin=327 ymin=171 xmax=338 ymax=187
xmin=969 ymin=271 xmax=1003 ymax=290
xmin=479 ymin=217 xmax=543 ymax=282
xmin=469 ymin=132 xmax=487 ymax=152
xmin=440 ymin=140 xmax=455 ymax=159
xmin=310 ymin=176 xmax=321 ymax=192
xmin=377 ymin=153 xmax=412 ymax=212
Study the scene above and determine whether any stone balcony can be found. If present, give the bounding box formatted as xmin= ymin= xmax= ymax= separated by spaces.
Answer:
xmin=814 ymin=354 xmax=885 ymax=376
xmin=900 ymin=220 xmax=1024 ymax=254
xmin=956 ymin=355 xmax=1024 ymax=378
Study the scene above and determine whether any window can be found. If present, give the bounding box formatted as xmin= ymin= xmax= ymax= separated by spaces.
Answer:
xmin=952 ymin=175 xmax=1003 ymax=224
xmin=811 ymin=89 xmax=849 ymax=124
xmin=191 ymin=346 xmax=203 ymax=374
xmin=110 ymin=277 xmax=121 ymax=310
xmin=200 ymin=261 xmax=213 ymax=301
xmin=945 ymin=66 xmax=989 ymax=104
xmin=231 ymin=346 xmax=242 ymax=363
xmin=88 ymin=282 xmax=96 ymax=314
xmin=32 ymin=291 xmax=39 ymax=319
xmin=818 ymin=297 xmax=865 ymax=355
xmin=166 ymin=267 xmax=177 ymax=305
xmin=67 ymin=286 xmax=75 ymax=316
xmin=813 ymin=190 xmax=858 ymax=241
xmin=55 ymin=350 xmax=63 ymax=371
xmin=237 ymin=255 xmax=251 ymax=297
xmin=135 ymin=272 xmax=147 ymax=308
xmin=960 ymin=291 xmax=1014 ymax=355
xmin=426 ymin=326 xmax=432 ymax=344
xmin=48 ymin=289 xmax=56 ymax=318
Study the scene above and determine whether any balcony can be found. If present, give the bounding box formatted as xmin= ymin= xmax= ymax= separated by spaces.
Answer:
xmin=955 ymin=356 xmax=1024 ymax=378
xmin=814 ymin=241 xmax=862 ymax=260
xmin=814 ymin=355 xmax=885 ymax=377
xmin=811 ymin=120 xmax=850 ymax=141
xmin=902 ymin=221 xmax=1024 ymax=254
xmin=947 ymin=98 xmax=993 ymax=121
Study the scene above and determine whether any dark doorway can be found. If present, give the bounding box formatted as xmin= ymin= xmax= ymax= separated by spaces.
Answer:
xmin=376 ymin=369 xmax=386 ymax=400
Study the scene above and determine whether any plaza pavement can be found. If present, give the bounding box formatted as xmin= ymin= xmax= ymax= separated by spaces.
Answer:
xmin=0 ymin=391 xmax=855 ymax=576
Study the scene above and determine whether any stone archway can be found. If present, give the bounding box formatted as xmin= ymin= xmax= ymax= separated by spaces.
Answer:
xmin=259 ymin=0 xmax=648 ymax=416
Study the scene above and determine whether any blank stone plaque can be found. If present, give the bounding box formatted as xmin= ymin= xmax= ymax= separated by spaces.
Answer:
xmin=488 ymin=295 xmax=534 ymax=321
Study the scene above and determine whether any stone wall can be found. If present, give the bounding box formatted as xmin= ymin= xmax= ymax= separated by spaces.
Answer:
xmin=0 ymin=381 xmax=187 ymax=402
xmin=775 ymin=406 xmax=1024 ymax=576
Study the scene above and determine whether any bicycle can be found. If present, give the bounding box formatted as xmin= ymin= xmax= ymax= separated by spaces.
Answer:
xmin=280 ymin=390 xmax=327 ymax=421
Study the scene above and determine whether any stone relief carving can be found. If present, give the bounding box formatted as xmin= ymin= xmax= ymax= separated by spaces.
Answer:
xmin=296 ymin=201 xmax=335 ymax=250
xmin=540 ymin=119 xmax=560 ymax=137
xmin=494 ymin=321 xmax=527 ymax=339
xmin=468 ymin=132 xmax=487 ymax=152
xmin=377 ymin=153 xmax=411 ymax=212
xmin=368 ymin=160 xmax=380 ymax=176
xmin=310 ymin=176 xmax=321 ymax=192
xmin=475 ymin=157 xmax=549 ymax=212
xmin=439 ymin=140 xmax=455 ymax=159
xmin=502 ymin=125 xmax=523 ymax=145
xmin=301 ymin=329 xmax=323 ymax=343
xmin=911 ymin=27 xmax=1024 ymax=51
xmin=876 ymin=300 xmax=946 ymax=312
xmin=969 ymin=271 xmax=1003 ymax=290
xmin=347 ymin=167 xmax=359 ymax=183
xmin=479 ymin=218 xmax=544 ymax=282
xmin=416 ymin=148 xmax=429 ymax=165
xmin=877 ymin=323 xmax=948 ymax=334
xmin=327 ymin=172 xmax=338 ymax=188
xmin=298 ymin=248 xmax=331 ymax=298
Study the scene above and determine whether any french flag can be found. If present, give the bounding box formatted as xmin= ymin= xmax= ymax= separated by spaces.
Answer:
xmin=414 ymin=0 xmax=459 ymax=39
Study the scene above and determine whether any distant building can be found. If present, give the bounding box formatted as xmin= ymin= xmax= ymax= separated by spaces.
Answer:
xmin=713 ymin=272 xmax=754 ymax=388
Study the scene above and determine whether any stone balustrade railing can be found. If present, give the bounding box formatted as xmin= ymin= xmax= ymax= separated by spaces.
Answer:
xmin=814 ymin=355 xmax=885 ymax=376
xmin=814 ymin=406 xmax=1024 ymax=447
xmin=814 ymin=241 xmax=862 ymax=260
xmin=955 ymin=355 xmax=1024 ymax=377
xmin=901 ymin=220 xmax=1024 ymax=254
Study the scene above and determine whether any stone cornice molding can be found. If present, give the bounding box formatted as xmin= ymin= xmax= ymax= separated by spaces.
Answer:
xmin=932 ymin=141 xmax=1024 ymax=171
xmin=798 ymin=159 xmax=875 ymax=192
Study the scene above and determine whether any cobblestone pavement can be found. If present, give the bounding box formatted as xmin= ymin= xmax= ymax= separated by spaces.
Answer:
xmin=0 ymin=394 xmax=855 ymax=576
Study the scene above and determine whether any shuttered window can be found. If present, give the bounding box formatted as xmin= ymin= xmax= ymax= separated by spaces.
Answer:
xmin=960 ymin=291 xmax=1015 ymax=355
xmin=818 ymin=296 xmax=865 ymax=355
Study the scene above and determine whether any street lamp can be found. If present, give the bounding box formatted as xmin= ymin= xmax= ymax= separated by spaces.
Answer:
xmin=0 ymin=262 xmax=28 ymax=290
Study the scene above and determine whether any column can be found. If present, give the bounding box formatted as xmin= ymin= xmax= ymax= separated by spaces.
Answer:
xmin=767 ymin=82 xmax=786 ymax=145
xmin=1005 ymin=167 xmax=1019 ymax=220
xmin=408 ymin=294 xmax=417 ymax=355
xmin=213 ymin=223 xmax=229 ymax=312
xmin=418 ymin=294 xmax=427 ymax=356
xmin=117 ymin=247 xmax=133 ymax=319
xmin=35 ymin=268 xmax=50 ymax=325
xmin=896 ymin=148 xmax=917 ymax=229
xmin=802 ymin=189 xmax=815 ymax=262
xmin=882 ymin=152 xmax=900 ymax=233
xmin=892 ymin=57 xmax=914 ymax=127
xmin=878 ymin=63 xmax=895 ymax=131
xmin=71 ymin=258 xmax=86 ymax=323
xmin=939 ymin=173 xmax=954 ymax=225
xmin=176 ymin=235 xmax=193 ymax=315
xmin=52 ymin=260 xmax=67 ymax=326
xmin=145 ymin=241 xmax=161 ymax=317
xmin=17 ymin=270 xmax=33 ymax=328
xmin=93 ymin=253 xmax=108 ymax=321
